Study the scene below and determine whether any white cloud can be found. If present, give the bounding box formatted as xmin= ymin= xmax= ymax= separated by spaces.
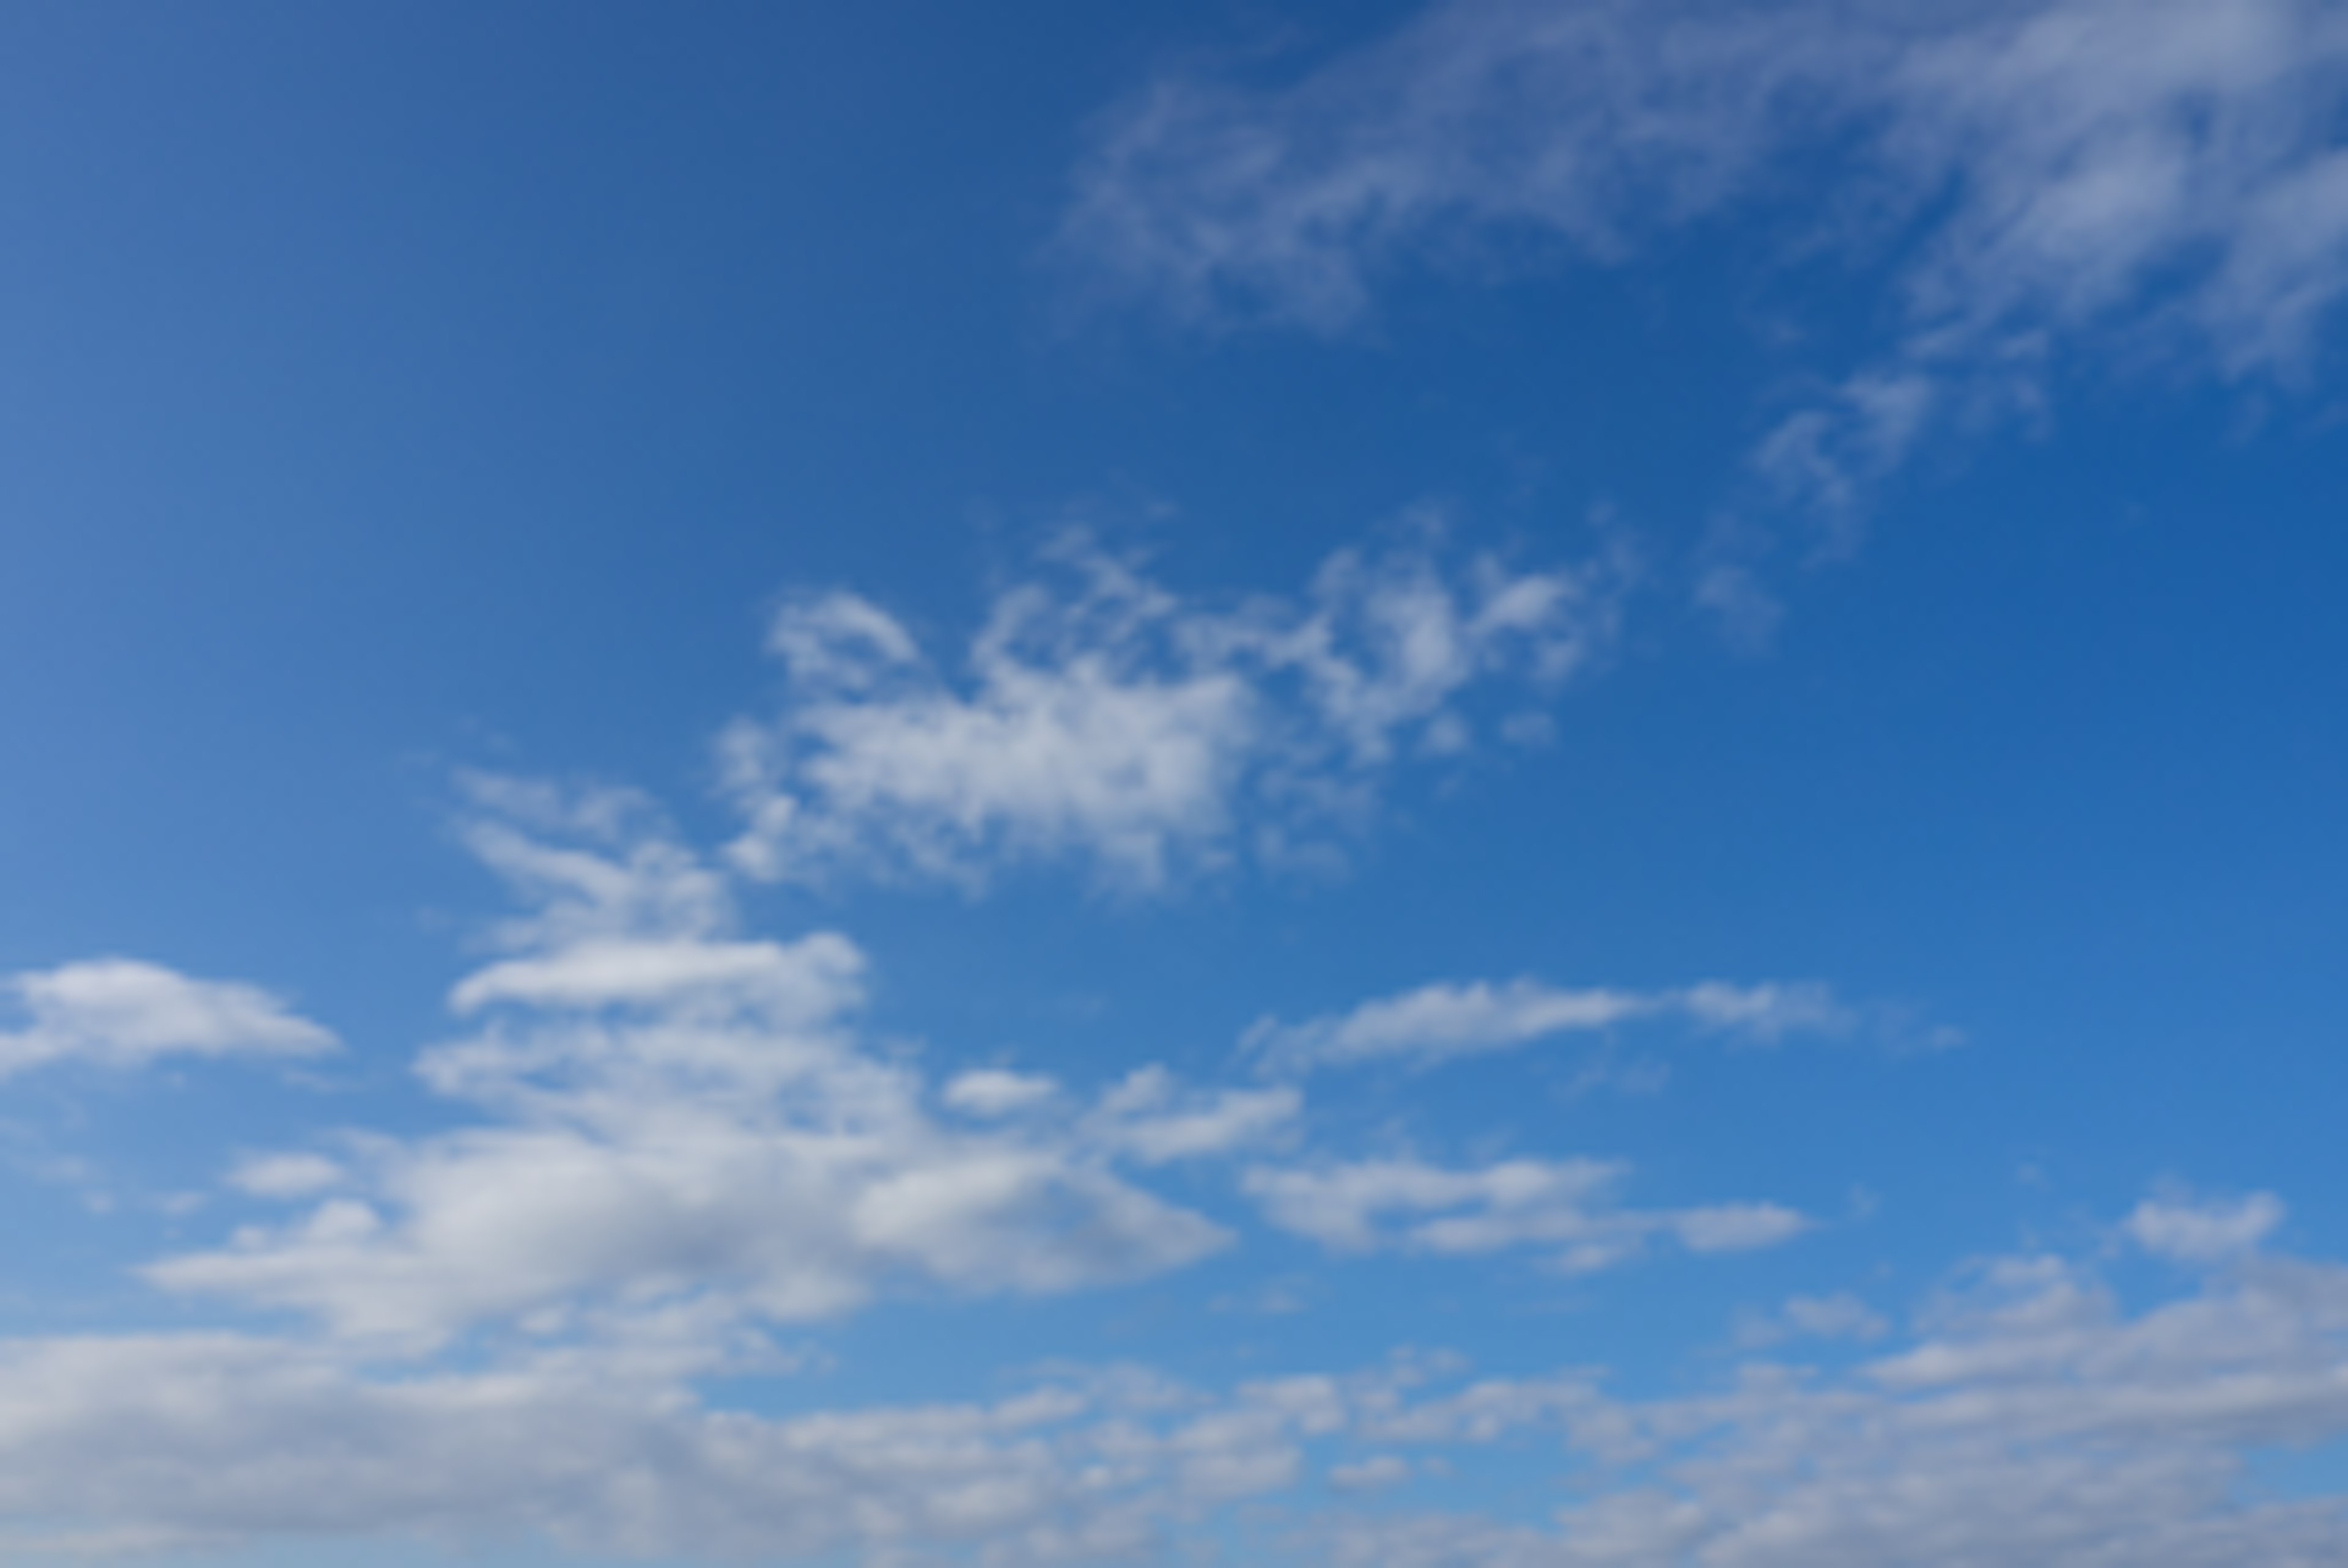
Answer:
xmin=120 ymin=789 xmax=1833 ymax=1355
xmin=224 ymin=1152 xmax=347 ymax=1199
xmin=1667 ymin=1202 xmax=1812 ymax=1254
xmin=942 ymin=1067 xmax=1063 ymax=1117
xmin=1065 ymin=0 xmax=2348 ymax=522
xmin=1327 ymin=1452 xmax=1413 ymax=1492
xmin=0 ymin=1333 xmax=1217 ymax=1562
xmin=1243 ymin=1154 xmax=1807 ymax=1271
xmin=0 ymin=959 xmax=336 ymax=1080
xmin=452 ymin=773 xmax=735 ymax=949
xmin=18 ymin=762 xmax=2308 ymax=1565
xmin=2127 ymin=1190 xmax=2287 ymax=1264
xmin=1327 ymin=1253 xmax=2348 ymax=1567
xmin=721 ymin=531 xmax=1631 ymax=891
xmin=1675 ymin=979 xmax=1859 ymax=1043
xmin=1083 ymin=1065 xmax=1301 ymax=1165
xmin=14 ymin=1211 xmax=2348 ymax=1564
xmin=1247 ymin=979 xmax=1648 ymax=1071
xmin=1247 ymin=976 xmax=1865 ymax=1073
xmin=447 ymin=935 xmax=861 ymax=1017
xmin=147 ymin=784 xmax=1231 ymax=1347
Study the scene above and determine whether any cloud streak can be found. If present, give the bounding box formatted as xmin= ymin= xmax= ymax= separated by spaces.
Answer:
xmin=1065 ymin=0 xmax=2348 ymax=521
xmin=7 ymin=1204 xmax=2347 ymax=1564
xmin=0 ymin=959 xmax=336 ymax=1080
xmin=1245 ymin=976 xmax=1888 ymax=1073
xmin=1245 ymin=1153 xmax=1808 ymax=1272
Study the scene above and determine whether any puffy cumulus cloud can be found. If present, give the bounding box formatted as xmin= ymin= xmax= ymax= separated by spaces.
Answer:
xmin=147 ymin=782 xmax=1233 ymax=1347
xmin=0 ymin=957 xmax=336 ymax=1080
xmin=1242 ymin=1154 xmax=1809 ymax=1272
xmin=720 ymin=530 xmax=1632 ymax=892
xmin=1065 ymin=0 xmax=2348 ymax=519
xmin=12 ymin=1212 xmax=2348 ymax=1564
xmin=1246 ymin=976 xmax=1876 ymax=1073
xmin=2125 ymin=1190 xmax=2287 ymax=1264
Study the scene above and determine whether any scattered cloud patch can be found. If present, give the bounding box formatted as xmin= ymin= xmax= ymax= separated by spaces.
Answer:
xmin=1677 ymin=979 xmax=1858 ymax=1042
xmin=224 ymin=1152 xmax=348 ymax=1200
xmin=1738 ymin=1289 xmax=1892 ymax=1348
xmin=147 ymin=784 xmax=1233 ymax=1347
xmin=105 ymin=781 xmax=1836 ymax=1353
xmin=1246 ymin=976 xmax=1873 ymax=1073
xmin=0 ymin=959 xmax=336 ymax=1081
xmin=1084 ymin=1066 xmax=1301 ymax=1165
xmin=721 ymin=531 xmax=1633 ymax=892
xmin=15 ymin=1212 xmax=2348 ymax=1564
xmin=2126 ymin=1190 xmax=2287 ymax=1264
xmin=448 ymin=935 xmax=857 ymax=1015
xmin=1065 ymin=0 xmax=2348 ymax=528
xmin=1244 ymin=1154 xmax=1807 ymax=1272
xmin=1247 ymin=979 xmax=1647 ymax=1072
xmin=942 ymin=1067 xmax=1063 ymax=1117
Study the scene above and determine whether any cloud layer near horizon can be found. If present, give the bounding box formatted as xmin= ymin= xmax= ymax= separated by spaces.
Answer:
xmin=7 ymin=1199 xmax=2346 ymax=1565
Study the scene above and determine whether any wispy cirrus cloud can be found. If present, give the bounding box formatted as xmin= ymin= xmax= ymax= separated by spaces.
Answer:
xmin=1063 ymin=0 xmax=2348 ymax=542
xmin=1244 ymin=974 xmax=1940 ymax=1073
xmin=1244 ymin=1152 xmax=1809 ymax=1271
xmin=720 ymin=529 xmax=1633 ymax=892
xmin=0 ymin=958 xmax=336 ymax=1081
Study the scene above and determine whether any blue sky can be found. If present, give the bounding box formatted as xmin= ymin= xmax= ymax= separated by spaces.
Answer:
xmin=5 ymin=1 xmax=2348 ymax=1561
